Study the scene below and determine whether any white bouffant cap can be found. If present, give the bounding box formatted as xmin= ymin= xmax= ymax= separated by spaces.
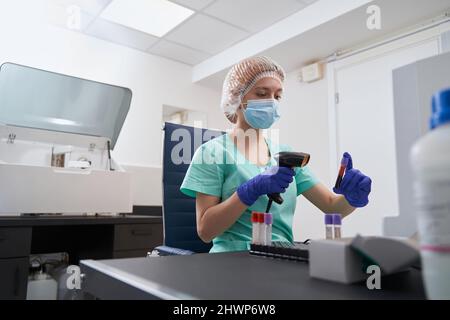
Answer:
xmin=220 ymin=56 xmax=285 ymax=123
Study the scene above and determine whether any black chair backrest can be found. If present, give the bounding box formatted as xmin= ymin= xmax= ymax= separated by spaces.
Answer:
xmin=162 ymin=122 xmax=224 ymax=253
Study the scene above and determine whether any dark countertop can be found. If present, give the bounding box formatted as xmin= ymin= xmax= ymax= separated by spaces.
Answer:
xmin=0 ymin=215 xmax=162 ymax=227
xmin=81 ymin=251 xmax=426 ymax=300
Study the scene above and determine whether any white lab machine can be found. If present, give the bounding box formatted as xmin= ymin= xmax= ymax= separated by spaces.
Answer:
xmin=0 ymin=63 xmax=133 ymax=216
xmin=309 ymin=236 xmax=420 ymax=284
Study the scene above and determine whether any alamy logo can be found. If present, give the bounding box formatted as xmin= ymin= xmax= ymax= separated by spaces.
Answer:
xmin=366 ymin=265 xmax=381 ymax=290
xmin=366 ymin=5 xmax=381 ymax=30
xmin=66 ymin=265 xmax=81 ymax=290
xmin=169 ymin=125 xmax=281 ymax=165
xmin=66 ymin=5 xmax=82 ymax=31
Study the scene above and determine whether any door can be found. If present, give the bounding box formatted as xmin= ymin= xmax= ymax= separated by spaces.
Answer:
xmin=333 ymin=38 xmax=439 ymax=236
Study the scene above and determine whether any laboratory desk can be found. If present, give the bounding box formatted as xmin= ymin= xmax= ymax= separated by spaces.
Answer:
xmin=0 ymin=214 xmax=163 ymax=300
xmin=80 ymin=251 xmax=426 ymax=300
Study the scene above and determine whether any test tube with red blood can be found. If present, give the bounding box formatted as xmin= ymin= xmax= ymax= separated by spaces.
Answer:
xmin=334 ymin=156 xmax=349 ymax=189
xmin=251 ymin=212 xmax=260 ymax=245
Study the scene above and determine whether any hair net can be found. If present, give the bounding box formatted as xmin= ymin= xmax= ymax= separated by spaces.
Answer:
xmin=220 ymin=56 xmax=286 ymax=123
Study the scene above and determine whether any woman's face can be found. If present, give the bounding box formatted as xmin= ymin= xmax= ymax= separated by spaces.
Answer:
xmin=235 ymin=77 xmax=283 ymax=128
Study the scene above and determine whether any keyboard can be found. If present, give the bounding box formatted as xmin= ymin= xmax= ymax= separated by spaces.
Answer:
xmin=249 ymin=241 xmax=309 ymax=262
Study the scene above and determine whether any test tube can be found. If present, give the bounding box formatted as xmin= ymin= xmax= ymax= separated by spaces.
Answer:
xmin=257 ymin=213 xmax=265 ymax=245
xmin=251 ymin=212 xmax=260 ymax=245
xmin=333 ymin=214 xmax=342 ymax=239
xmin=263 ymin=213 xmax=273 ymax=246
xmin=324 ymin=214 xmax=333 ymax=239
xmin=334 ymin=156 xmax=349 ymax=189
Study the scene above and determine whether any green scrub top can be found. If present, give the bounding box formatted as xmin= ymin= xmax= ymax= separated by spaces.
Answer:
xmin=180 ymin=133 xmax=318 ymax=253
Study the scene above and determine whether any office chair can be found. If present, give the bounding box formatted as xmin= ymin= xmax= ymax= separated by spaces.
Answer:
xmin=154 ymin=122 xmax=224 ymax=256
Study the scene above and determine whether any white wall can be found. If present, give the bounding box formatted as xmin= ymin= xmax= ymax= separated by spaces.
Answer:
xmin=0 ymin=2 xmax=227 ymax=206
xmin=278 ymin=23 xmax=450 ymax=241
xmin=332 ymin=38 xmax=440 ymax=238
xmin=275 ymin=71 xmax=331 ymax=241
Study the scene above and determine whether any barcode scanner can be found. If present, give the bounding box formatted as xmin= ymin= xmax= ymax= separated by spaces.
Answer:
xmin=268 ymin=152 xmax=311 ymax=205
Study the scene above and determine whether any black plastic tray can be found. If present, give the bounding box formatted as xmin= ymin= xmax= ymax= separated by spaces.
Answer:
xmin=249 ymin=241 xmax=309 ymax=262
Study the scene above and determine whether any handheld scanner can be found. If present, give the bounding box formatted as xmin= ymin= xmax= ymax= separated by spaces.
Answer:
xmin=269 ymin=152 xmax=311 ymax=205
xmin=275 ymin=152 xmax=310 ymax=168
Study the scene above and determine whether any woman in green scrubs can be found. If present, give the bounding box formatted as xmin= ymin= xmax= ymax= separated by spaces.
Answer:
xmin=180 ymin=56 xmax=372 ymax=253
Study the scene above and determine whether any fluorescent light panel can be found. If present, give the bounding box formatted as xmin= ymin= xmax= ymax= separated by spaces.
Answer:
xmin=100 ymin=0 xmax=194 ymax=37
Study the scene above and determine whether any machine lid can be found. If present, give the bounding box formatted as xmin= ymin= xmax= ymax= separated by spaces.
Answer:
xmin=0 ymin=62 xmax=132 ymax=149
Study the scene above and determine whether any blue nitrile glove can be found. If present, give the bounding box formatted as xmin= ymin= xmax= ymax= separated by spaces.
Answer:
xmin=237 ymin=166 xmax=296 ymax=206
xmin=333 ymin=152 xmax=372 ymax=208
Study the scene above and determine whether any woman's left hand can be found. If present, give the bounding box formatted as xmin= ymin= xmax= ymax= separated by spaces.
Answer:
xmin=333 ymin=152 xmax=372 ymax=208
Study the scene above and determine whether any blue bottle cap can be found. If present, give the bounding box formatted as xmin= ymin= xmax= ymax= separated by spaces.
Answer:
xmin=430 ymin=88 xmax=450 ymax=129
xmin=324 ymin=214 xmax=333 ymax=225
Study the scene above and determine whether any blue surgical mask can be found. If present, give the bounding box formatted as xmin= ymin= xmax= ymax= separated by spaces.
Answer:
xmin=243 ymin=99 xmax=280 ymax=129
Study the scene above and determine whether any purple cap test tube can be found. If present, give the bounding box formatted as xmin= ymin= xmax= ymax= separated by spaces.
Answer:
xmin=333 ymin=214 xmax=342 ymax=239
xmin=264 ymin=213 xmax=273 ymax=225
xmin=332 ymin=214 xmax=342 ymax=225
xmin=263 ymin=213 xmax=273 ymax=246
xmin=324 ymin=214 xmax=333 ymax=239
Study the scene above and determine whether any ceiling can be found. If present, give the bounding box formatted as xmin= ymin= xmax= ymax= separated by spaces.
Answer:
xmin=45 ymin=0 xmax=450 ymax=89
xmin=194 ymin=0 xmax=450 ymax=89
xmin=48 ymin=0 xmax=319 ymax=66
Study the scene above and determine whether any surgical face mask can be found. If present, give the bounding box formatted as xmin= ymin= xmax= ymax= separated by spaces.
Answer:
xmin=242 ymin=99 xmax=280 ymax=129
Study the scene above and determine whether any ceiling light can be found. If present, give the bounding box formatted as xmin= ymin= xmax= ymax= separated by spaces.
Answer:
xmin=100 ymin=0 xmax=194 ymax=37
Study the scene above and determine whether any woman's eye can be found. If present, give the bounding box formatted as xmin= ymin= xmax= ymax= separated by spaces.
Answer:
xmin=276 ymin=96 xmax=282 ymax=101
xmin=256 ymin=93 xmax=266 ymax=97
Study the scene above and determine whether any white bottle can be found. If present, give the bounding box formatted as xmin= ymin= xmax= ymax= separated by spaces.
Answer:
xmin=410 ymin=88 xmax=450 ymax=300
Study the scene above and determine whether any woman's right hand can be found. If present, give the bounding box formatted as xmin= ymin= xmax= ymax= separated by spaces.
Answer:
xmin=236 ymin=166 xmax=296 ymax=206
